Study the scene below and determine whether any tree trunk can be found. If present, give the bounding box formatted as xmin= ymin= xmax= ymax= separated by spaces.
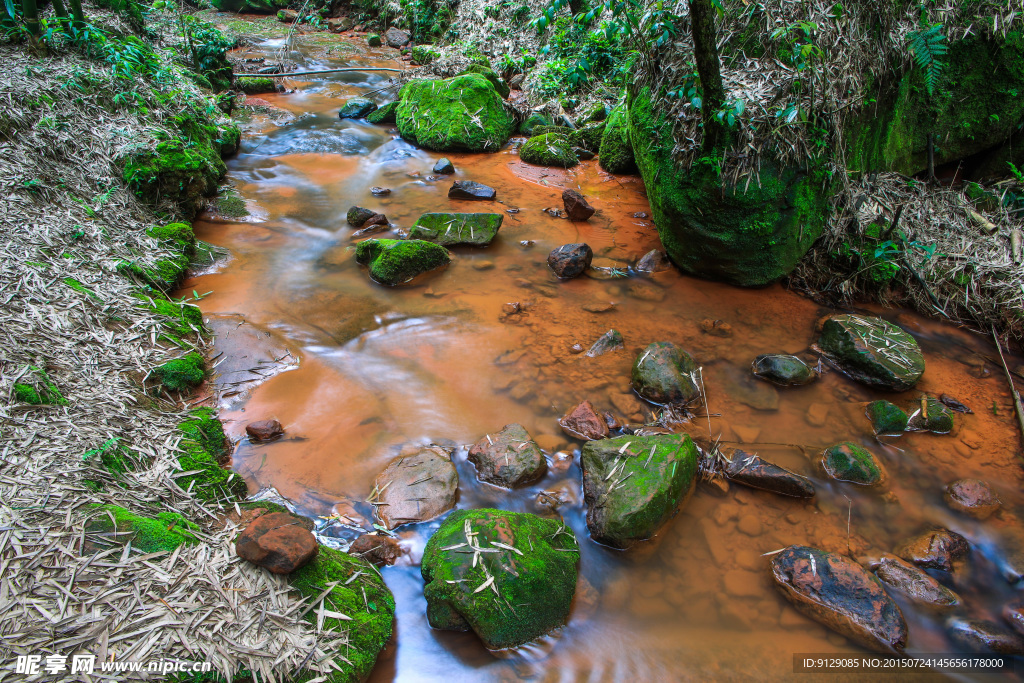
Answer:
xmin=68 ymin=0 xmax=85 ymax=30
xmin=51 ymin=0 xmax=69 ymax=23
xmin=22 ymin=0 xmax=40 ymax=35
xmin=689 ymin=0 xmax=726 ymax=151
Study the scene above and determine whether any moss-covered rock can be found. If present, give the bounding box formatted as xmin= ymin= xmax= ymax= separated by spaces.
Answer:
xmin=866 ymin=400 xmax=908 ymax=435
xmin=149 ymin=222 xmax=196 ymax=254
xmin=218 ymin=122 xmax=241 ymax=156
xmin=238 ymin=77 xmax=278 ymax=95
xmin=909 ymin=396 xmax=954 ymax=434
xmin=598 ymin=105 xmax=635 ymax=174
xmin=579 ymin=101 xmax=610 ymax=125
xmin=13 ymin=365 xmax=66 ymax=405
xmin=354 ymin=238 xmax=450 ymax=285
xmin=631 ymin=341 xmax=701 ymax=405
xmin=421 ymin=509 xmax=579 ymax=649
xmin=458 ymin=64 xmax=509 ymax=98
xmin=582 ymin=434 xmax=699 ymax=549
xmin=154 ymin=352 xmax=205 ymax=392
xmin=367 ymin=33 xmax=382 ymax=47
xmin=366 ymin=101 xmax=398 ymax=124
xmin=578 ymin=121 xmax=606 ymax=153
xmin=86 ymin=504 xmax=199 ymax=553
xmin=177 ymin=408 xmax=248 ymax=502
xmin=822 ymin=442 xmax=886 ymax=486
xmin=408 ymin=212 xmax=503 ymax=246
xmin=818 ymin=314 xmax=924 ymax=391
xmin=520 ymin=111 xmax=552 ymax=137
xmin=339 ymin=97 xmax=378 ymax=119
xmin=519 ymin=133 xmax=578 ymax=168
xmin=396 ymin=74 xmax=515 ymax=153
xmin=124 ymin=135 xmax=226 ymax=218
xmin=531 ymin=125 xmax=583 ymax=147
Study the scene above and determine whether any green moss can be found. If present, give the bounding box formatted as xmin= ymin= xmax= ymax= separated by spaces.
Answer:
xmin=86 ymin=504 xmax=199 ymax=553
xmin=145 ymin=295 xmax=205 ymax=337
xmin=598 ymin=105 xmax=635 ymax=174
xmin=154 ymin=352 xmax=205 ymax=392
xmin=911 ymin=396 xmax=955 ymax=434
xmin=216 ymin=193 xmax=248 ymax=217
xmin=396 ymin=74 xmax=515 ymax=152
xmin=177 ymin=408 xmax=248 ymax=502
xmin=411 ymin=46 xmax=440 ymax=65
xmin=367 ymin=33 xmax=382 ymax=47
xmin=366 ymin=100 xmax=399 ymax=124
xmin=520 ymin=112 xmax=552 ymax=137
xmin=14 ymin=384 xmax=42 ymax=404
xmin=148 ymin=222 xmax=196 ymax=254
xmin=64 ymin=277 xmax=102 ymax=300
xmin=822 ymin=442 xmax=884 ymax=486
xmin=866 ymin=400 xmax=908 ymax=435
xmin=118 ymin=255 xmax=190 ymax=292
xmin=354 ymin=238 xmax=450 ymax=286
xmin=14 ymin=365 xmax=67 ymax=405
xmin=531 ymin=125 xmax=584 ymax=147
xmin=459 ymin=64 xmax=509 ymax=98
xmin=579 ymin=101 xmax=609 ymax=124
xmin=519 ymin=133 xmax=579 ymax=168
xmin=211 ymin=0 xmax=287 ymax=12
xmin=289 ymin=546 xmax=395 ymax=682
xmin=578 ymin=121 xmax=606 ymax=153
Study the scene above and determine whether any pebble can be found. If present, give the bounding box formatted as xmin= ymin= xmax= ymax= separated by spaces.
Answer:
xmin=472 ymin=260 xmax=495 ymax=270
xmin=737 ymin=514 xmax=763 ymax=536
xmin=805 ymin=403 xmax=829 ymax=427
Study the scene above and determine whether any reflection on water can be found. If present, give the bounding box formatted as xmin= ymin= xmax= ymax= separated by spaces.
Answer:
xmin=183 ymin=24 xmax=1024 ymax=682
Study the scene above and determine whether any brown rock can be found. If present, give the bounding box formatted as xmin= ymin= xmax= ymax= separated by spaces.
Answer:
xmin=700 ymin=319 xmax=733 ymax=337
xmin=372 ymin=446 xmax=458 ymax=529
xmin=1003 ymin=600 xmax=1024 ymax=637
xmin=947 ymin=616 xmax=1024 ymax=655
xmin=361 ymin=212 xmax=389 ymax=228
xmin=895 ymin=528 xmax=970 ymax=572
xmin=327 ymin=16 xmax=353 ymax=32
xmin=277 ymin=9 xmax=298 ymax=22
xmin=549 ymin=450 xmax=574 ymax=472
xmin=349 ymin=534 xmax=402 ymax=566
xmin=370 ymin=186 xmax=391 ymax=196
xmin=468 ymin=423 xmax=547 ymax=488
xmin=558 ymin=400 xmax=609 ymax=440
xmin=235 ymin=511 xmax=318 ymax=574
xmin=636 ymin=249 xmax=671 ymax=272
xmin=723 ymin=449 xmax=815 ymax=498
xmin=944 ymin=478 xmax=1000 ymax=519
xmin=547 ymin=243 xmax=593 ymax=279
xmin=872 ymin=554 xmax=960 ymax=609
xmin=562 ymin=189 xmax=595 ymax=221
xmin=246 ymin=419 xmax=284 ymax=442
xmin=384 ymin=26 xmax=411 ymax=48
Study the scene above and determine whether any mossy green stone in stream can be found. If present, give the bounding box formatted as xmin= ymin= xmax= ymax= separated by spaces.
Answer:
xmin=909 ymin=397 xmax=954 ymax=434
xmin=818 ymin=314 xmax=924 ymax=391
xmin=367 ymin=33 xmax=382 ymax=47
xmin=458 ymin=64 xmax=509 ymax=98
xmin=177 ymin=408 xmax=248 ymax=501
xmin=339 ymin=97 xmax=377 ymax=119
xmin=396 ymin=74 xmax=515 ymax=153
xmin=581 ymin=434 xmax=699 ymax=549
xmin=238 ymin=77 xmax=277 ymax=95
xmin=520 ymin=111 xmax=551 ymax=137
xmin=866 ymin=400 xmax=908 ymax=435
xmin=519 ymin=133 xmax=578 ymax=168
xmin=154 ymin=352 xmax=205 ymax=392
xmin=408 ymin=212 xmax=503 ymax=246
xmin=822 ymin=442 xmax=885 ymax=486
xmin=531 ymin=125 xmax=583 ymax=147
xmin=85 ymin=504 xmax=199 ymax=553
xmin=355 ymin=238 xmax=450 ymax=286
xmin=366 ymin=101 xmax=398 ymax=124
xmin=421 ymin=508 xmax=579 ymax=649
xmin=598 ymin=105 xmax=635 ymax=174
xmin=289 ymin=546 xmax=395 ymax=682
xmin=631 ymin=341 xmax=700 ymax=405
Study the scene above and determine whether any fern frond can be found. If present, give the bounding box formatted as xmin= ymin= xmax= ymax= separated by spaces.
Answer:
xmin=907 ymin=23 xmax=947 ymax=97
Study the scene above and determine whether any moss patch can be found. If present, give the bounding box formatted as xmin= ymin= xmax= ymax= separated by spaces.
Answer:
xmin=177 ymin=408 xmax=248 ymax=502
xmin=86 ymin=504 xmax=199 ymax=553
xmin=154 ymin=352 xmax=205 ymax=392
xmin=396 ymin=74 xmax=515 ymax=153
xmin=354 ymin=238 xmax=450 ymax=286
xmin=458 ymin=64 xmax=509 ymax=98
xmin=238 ymin=77 xmax=278 ymax=95
xmin=598 ymin=105 xmax=636 ymax=174
xmin=13 ymin=365 xmax=67 ymax=405
xmin=822 ymin=442 xmax=885 ymax=486
xmin=519 ymin=133 xmax=579 ymax=168
xmin=866 ymin=400 xmax=908 ymax=435
xmin=366 ymin=101 xmax=399 ymax=125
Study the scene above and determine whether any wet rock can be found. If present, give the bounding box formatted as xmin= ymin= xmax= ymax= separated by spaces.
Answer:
xmin=371 ymin=445 xmax=458 ymax=529
xmin=360 ymin=212 xmax=388 ymax=228
xmin=895 ymin=528 xmax=969 ymax=572
xmin=631 ymin=342 xmax=701 ymax=406
xmin=520 ymin=133 xmax=579 ymax=168
xmin=806 ymin=403 xmax=829 ymax=427
xmin=569 ymin=343 xmax=584 ymax=353
xmin=339 ymin=97 xmax=378 ymax=119
xmin=397 ymin=74 xmax=515 ymax=152
xmin=872 ymin=554 xmax=960 ymax=609
xmin=547 ymin=243 xmax=593 ymax=279
xmin=366 ymin=33 xmax=382 ymax=47
xmin=326 ymin=16 xmax=353 ymax=32
xmin=581 ymin=434 xmax=699 ymax=549
xmin=349 ymin=533 xmax=403 ymax=566
xmin=562 ymin=189 xmax=595 ymax=221
xmin=636 ymin=249 xmax=671 ymax=273
xmin=448 ymin=180 xmax=496 ymax=200
xmin=468 ymin=423 xmax=547 ymax=488
xmin=946 ymin=616 xmax=1024 ymax=655
xmin=354 ymin=238 xmax=450 ymax=286
xmin=235 ymin=511 xmax=319 ymax=574
xmin=865 ymin=400 xmax=908 ymax=435
xmin=944 ymin=478 xmax=1000 ymax=519
xmin=720 ymin=363 xmax=779 ymax=411
xmin=432 ymin=157 xmax=455 ymax=174
xmin=816 ymin=314 xmax=925 ymax=391
xmin=751 ymin=354 xmax=816 ymax=386
xmin=583 ymin=300 xmax=615 ymax=313
xmin=558 ymin=400 xmax=609 ymax=440
xmin=700 ymin=319 xmax=733 ymax=337
xmin=384 ymin=26 xmax=410 ymax=47
xmin=771 ymin=545 xmax=907 ymax=653
xmin=366 ymin=101 xmax=398 ymax=124
xmin=573 ymin=147 xmax=595 ymax=160
xmin=246 ymin=418 xmax=284 ymax=442
xmin=407 ymin=212 xmax=502 ymax=247
xmin=370 ymin=186 xmax=391 ymax=196
xmin=351 ymin=222 xmax=390 ymax=238
xmin=586 ymin=329 xmax=623 ymax=357
xmin=421 ymin=508 xmax=579 ymax=650
xmin=627 ymin=283 xmax=665 ymax=302
xmin=722 ymin=447 xmax=815 ymax=498
xmin=536 ymin=482 xmax=578 ymax=511
xmin=500 ymin=302 xmax=521 ymax=317
xmin=347 ymin=206 xmax=376 ymax=227
xmin=277 ymin=9 xmax=298 ymax=22
xmin=1003 ymin=601 xmax=1024 ymax=637
xmin=907 ymin=396 xmax=954 ymax=434
xmin=940 ymin=394 xmax=973 ymax=413
xmin=821 ymin=442 xmax=885 ymax=486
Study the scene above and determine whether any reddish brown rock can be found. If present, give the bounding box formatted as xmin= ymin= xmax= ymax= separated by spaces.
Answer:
xmin=947 ymin=616 xmax=1024 ymax=655
xmin=562 ymin=189 xmax=595 ymax=221
xmin=361 ymin=212 xmax=389 ymax=228
xmin=547 ymin=243 xmax=593 ymax=279
xmin=636 ymin=249 xmax=671 ymax=273
xmin=895 ymin=528 xmax=969 ymax=572
xmin=372 ymin=445 xmax=458 ymax=529
xmin=246 ymin=419 xmax=284 ymax=442
xmin=1003 ymin=600 xmax=1024 ymax=637
xmin=944 ymin=478 xmax=1000 ymax=519
xmin=700 ymin=319 xmax=733 ymax=337
xmin=872 ymin=554 xmax=960 ymax=609
xmin=722 ymin=447 xmax=815 ymax=498
xmin=558 ymin=400 xmax=609 ymax=440
xmin=235 ymin=511 xmax=318 ymax=574
xmin=349 ymin=534 xmax=403 ymax=566
xmin=468 ymin=423 xmax=547 ymax=488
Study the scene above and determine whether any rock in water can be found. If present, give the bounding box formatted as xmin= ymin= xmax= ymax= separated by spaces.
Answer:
xmin=907 ymin=396 xmax=954 ymax=434
xmin=636 ymin=249 xmax=671 ymax=272
xmin=547 ymin=243 xmax=593 ymax=279
xmin=354 ymin=239 xmax=450 ymax=286
xmin=396 ymin=74 xmax=515 ymax=152
xmin=872 ymin=554 xmax=960 ymax=609
xmin=586 ymin=329 xmax=623 ymax=357
xmin=371 ymin=446 xmax=458 ymax=529
xmin=433 ymin=157 xmax=455 ymax=174
xmin=1003 ymin=601 xmax=1024 ymax=637
xmin=384 ymin=26 xmax=410 ymax=47
xmin=339 ymin=97 xmax=378 ymax=119
xmin=408 ymin=212 xmax=502 ymax=246
xmin=558 ymin=400 xmax=609 ymax=440
xmin=468 ymin=423 xmax=547 ymax=488
xmin=519 ymin=133 xmax=579 ymax=168
xmin=349 ymin=534 xmax=403 ymax=566
xmin=821 ymin=442 xmax=885 ymax=486
xmin=246 ymin=418 xmax=284 ymax=441
xmin=946 ymin=617 xmax=1024 ymax=655
xmin=581 ymin=434 xmax=699 ymax=549
xmin=944 ymin=479 xmax=1000 ymax=519
xmin=771 ymin=545 xmax=907 ymax=653
xmin=347 ymin=206 xmax=376 ymax=227
xmin=631 ymin=342 xmax=701 ymax=405
xmin=421 ymin=508 xmax=579 ymax=649
xmin=235 ymin=511 xmax=318 ymax=574
xmin=751 ymin=354 xmax=815 ymax=386
xmin=448 ymin=180 xmax=496 ymax=200
xmin=722 ymin=447 xmax=815 ymax=498
xmin=895 ymin=528 xmax=969 ymax=572
xmin=816 ymin=314 xmax=925 ymax=391
xmin=367 ymin=101 xmax=398 ymax=124
xmin=865 ymin=400 xmax=908 ymax=435
xmin=562 ymin=189 xmax=595 ymax=221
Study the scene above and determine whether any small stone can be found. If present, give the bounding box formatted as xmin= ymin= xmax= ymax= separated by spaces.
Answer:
xmin=349 ymin=534 xmax=402 ymax=566
xmin=448 ymin=180 xmax=495 ymax=200
xmin=351 ymin=223 xmax=389 ymax=238
xmin=806 ymin=403 xmax=829 ymax=427
xmin=361 ymin=212 xmax=388 ymax=228
xmin=895 ymin=528 xmax=969 ymax=572
xmin=1003 ymin=601 xmax=1024 ymax=637
xmin=559 ymin=400 xmax=609 ymax=440
xmin=751 ymin=354 xmax=816 ymax=386
xmin=468 ymin=423 xmax=547 ymax=488
xmin=722 ymin=447 xmax=815 ymax=498
xmin=246 ymin=419 xmax=284 ymax=442
xmin=944 ymin=479 xmax=1000 ymax=519
xmin=737 ymin=514 xmax=762 ymax=536
xmin=235 ymin=511 xmax=318 ymax=574
xmin=821 ymin=442 xmax=885 ymax=486
xmin=371 ymin=445 xmax=458 ymax=529
xmin=636 ymin=249 xmax=671 ymax=272
xmin=583 ymin=301 xmax=615 ymax=313
xmin=432 ymin=157 xmax=455 ymax=174
xmin=700 ymin=319 xmax=733 ymax=337
xmin=562 ymin=189 xmax=595 ymax=221
xmin=384 ymin=26 xmax=411 ymax=48
xmin=547 ymin=243 xmax=593 ymax=279
xmin=908 ymin=396 xmax=954 ymax=434
xmin=569 ymin=343 xmax=584 ymax=354
xmin=865 ymin=400 xmax=908 ymax=435
xmin=346 ymin=206 xmax=376 ymax=227
xmin=627 ymin=283 xmax=665 ymax=302
xmin=472 ymin=260 xmax=495 ymax=270
xmin=817 ymin=314 xmax=924 ymax=391
xmin=631 ymin=341 xmax=701 ymax=406
xmin=370 ymin=186 xmax=391 ymax=196
xmin=550 ymin=450 xmax=574 ymax=472
xmin=277 ymin=9 xmax=298 ymax=22
xmin=940 ymin=394 xmax=973 ymax=413
xmin=500 ymin=302 xmax=521 ymax=317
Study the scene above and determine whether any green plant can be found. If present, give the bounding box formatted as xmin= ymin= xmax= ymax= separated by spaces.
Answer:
xmin=907 ymin=23 xmax=947 ymax=97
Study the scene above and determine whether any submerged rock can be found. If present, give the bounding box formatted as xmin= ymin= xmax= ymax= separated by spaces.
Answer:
xmin=448 ymin=180 xmax=496 ymax=200
xmin=872 ymin=554 xmax=960 ymax=609
xmin=562 ymin=189 xmax=595 ymax=221
xmin=722 ymin=448 xmax=815 ymax=498
xmin=246 ymin=418 xmax=284 ymax=442
xmin=581 ymin=434 xmax=699 ymax=549
xmin=907 ymin=396 xmax=954 ymax=434
xmin=421 ymin=508 xmax=579 ymax=650
xmin=339 ymin=97 xmax=378 ymax=119
xmin=408 ymin=212 xmax=503 ymax=246
xmin=865 ymin=400 xmax=908 ymax=435
xmin=347 ymin=206 xmax=376 ymax=227
xmin=771 ymin=545 xmax=907 ymax=653
xmin=751 ymin=354 xmax=816 ymax=386
xmin=371 ymin=445 xmax=458 ymax=529
xmin=396 ymin=74 xmax=515 ymax=152
xmin=631 ymin=342 xmax=700 ymax=406
xmin=895 ymin=528 xmax=970 ymax=573
xmin=354 ymin=239 xmax=450 ymax=286
xmin=946 ymin=617 xmax=1024 ymax=655
xmin=547 ymin=243 xmax=593 ymax=279
xmin=636 ymin=249 xmax=671 ymax=273
xmin=944 ymin=478 xmax=1000 ymax=519
xmin=468 ymin=423 xmax=547 ymax=488
xmin=821 ymin=442 xmax=885 ymax=486
xmin=349 ymin=533 xmax=403 ymax=566
xmin=235 ymin=511 xmax=318 ymax=574
xmin=719 ymin=363 xmax=779 ymax=411
xmin=558 ymin=400 xmax=609 ymax=441
xmin=585 ymin=329 xmax=623 ymax=358
xmin=520 ymin=133 xmax=579 ymax=168
xmin=817 ymin=314 xmax=924 ymax=391
xmin=432 ymin=157 xmax=455 ymax=174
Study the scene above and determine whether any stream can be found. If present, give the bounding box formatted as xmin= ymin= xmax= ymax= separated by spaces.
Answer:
xmin=182 ymin=23 xmax=1024 ymax=682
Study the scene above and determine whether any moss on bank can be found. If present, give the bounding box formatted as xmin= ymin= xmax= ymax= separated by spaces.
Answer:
xmin=86 ymin=504 xmax=200 ymax=552
xmin=154 ymin=352 xmax=206 ymax=392
xmin=13 ymin=365 xmax=67 ymax=405
xmin=176 ymin=408 xmax=248 ymax=502
xmin=598 ymin=105 xmax=636 ymax=174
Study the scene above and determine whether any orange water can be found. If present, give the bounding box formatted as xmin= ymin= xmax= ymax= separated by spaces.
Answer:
xmin=183 ymin=25 xmax=1024 ymax=682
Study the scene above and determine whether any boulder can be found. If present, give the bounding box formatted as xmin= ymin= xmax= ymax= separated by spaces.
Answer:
xmin=598 ymin=105 xmax=636 ymax=174
xmin=558 ymin=400 xmax=609 ymax=440
xmin=458 ymin=64 xmax=510 ymax=98
xmin=946 ymin=617 xmax=1024 ymax=655
xmin=235 ymin=511 xmax=318 ymax=574
xmin=907 ymin=396 xmax=954 ymax=433
xmin=432 ymin=157 xmax=455 ymax=174
xmin=562 ymin=189 xmax=595 ymax=221
xmin=384 ymin=26 xmax=410 ymax=48
xmin=246 ymin=419 xmax=284 ymax=442
xmin=367 ymin=33 xmax=382 ymax=47
xmin=520 ymin=133 xmax=578 ymax=168
xmin=817 ymin=314 xmax=924 ymax=391
xmin=448 ymin=180 xmax=496 ymax=200
xmin=354 ymin=239 xmax=450 ymax=286
xmin=371 ymin=445 xmax=458 ymax=529
xmin=630 ymin=341 xmax=700 ymax=406
xmin=408 ymin=212 xmax=502 ymax=246
xmin=872 ymin=553 xmax=960 ymax=609
xmin=467 ymin=423 xmax=547 ymax=488
xmin=821 ymin=442 xmax=886 ymax=486
xmin=339 ymin=97 xmax=378 ymax=119
xmin=348 ymin=533 xmax=402 ymax=566
xmin=346 ymin=206 xmax=376 ymax=227
xmin=326 ymin=16 xmax=353 ymax=32
xmin=771 ymin=545 xmax=907 ymax=653
xmin=277 ymin=9 xmax=297 ymax=22
xmin=585 ymin=329 xmax=623 ymax=358
xmin=895 ymin=528 xmax=969 ymax=572
xmin=865 ymin=400 xmax=908 ymax=435
xmin=396 ymin=74 xmax=515 ymax=152
xmin=520 ymin=111 xmax=552 ymax=137
xmin=722 ymin=448 xmax=815 ymax=498
xmin=547 ymin=243 xmax=593 ymax=279
xmin=581 ymin=433 xmax=699 ymax=549
xmin=421 ymin=509 xmax=579 ymax=650
xmin=636 ymin=249 xmax=671 ymax=272
xmin=366 ymin=101 xmax=398 ymax=124
xmin=944 ymin=479 xmax=1000 ymax=519
xmin=751 ymin=354 xmax=816 ymax=386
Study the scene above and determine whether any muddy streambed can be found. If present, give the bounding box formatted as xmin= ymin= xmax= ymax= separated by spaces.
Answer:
xmin=183 ymin=25 xmax=1024 ymax=682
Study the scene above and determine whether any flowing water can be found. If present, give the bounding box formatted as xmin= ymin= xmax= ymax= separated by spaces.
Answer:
xmin=183 ymin=23 xmax=1024 ymax=682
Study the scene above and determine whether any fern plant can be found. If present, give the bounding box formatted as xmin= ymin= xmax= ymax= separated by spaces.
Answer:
xmin=907 ymin=23 xmax=947 ymax=97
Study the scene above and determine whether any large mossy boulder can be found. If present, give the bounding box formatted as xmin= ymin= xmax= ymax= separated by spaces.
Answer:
xmin=631 ymin=341 xmax=701 ymax=406
xmin=408 ymin=212 xmax=502 ymax=246
xmin=396 ymin=74 xmax=515 ymax=153
xmin=459 ymin=64 xmax=510 ymax=98
xmin=598 ymin=105 xmax=636 ymax=174
xmin=290 ymin=546 xmax=395 ymax=681
xmin=211 ymin=0 xmax=286 ymax=13
xmin=817 ymin=314 xmax=924 ymax=391
xmin=354 ymin=238 xmax=450 ymax=285
xmin=581 ymin=434 xmax=699 ymax=549
xmin=519 ymin=133 xmax=578 ymax=168
xmin=421 ymin=509 xmax=579 ymax=650
xmin=628 ymin=88 xmax=832 ymax=286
